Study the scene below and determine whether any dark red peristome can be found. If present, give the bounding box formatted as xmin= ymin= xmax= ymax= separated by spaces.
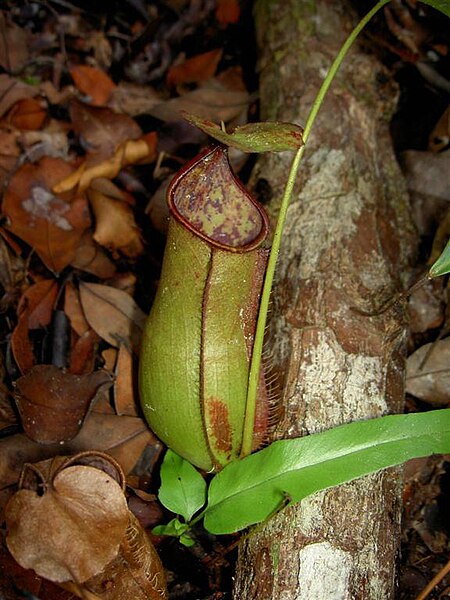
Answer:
xmin=168 ymin=145 xmax=269 ymax=252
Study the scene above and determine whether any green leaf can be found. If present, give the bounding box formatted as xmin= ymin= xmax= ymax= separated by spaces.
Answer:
xmin=153 ymin=518 xmax=195 ymax=546
xmin=153 ymin=517 xmax=189 ymax=537
xmin=428 ymin=237 xmax=450 ymax=278
xmin=418 ymin=0 xmax=450 ymax=18
xmin=183 ymin=113 xmax=304 ymax=153
xmin=180 ymin=533 xmax=196 ymax=547
xmin=203 ymin=410 xmax=450 ymax=534
xmin=159 ymin=450 xmax=207 ymax=521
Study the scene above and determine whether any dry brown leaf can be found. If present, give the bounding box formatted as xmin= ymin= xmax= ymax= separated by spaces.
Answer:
xmin=0 ymin=413 xmax=155 ymax=489
xmin=3 ymin=157 xmax=91 ymax=273
xmin=102 ymin=348 xmax=118 ymax=372
xmin=8 ymin=97 xmax=47 ymax=130
xmin=402 ymin=150 xmax=450 ymax=202
xmin=148 ymin=81 xmax=248 ymax=123
xmin=14 ymin=365 xmax=113 ymax=443
xmin=69 ymin=329 xmax=100 ymax=375
xmin=0 ymin=13 xmax=29 ymax=72
xmin=69 ymin=413 xmax=157 ymax=476
xmin=406 ymin=337 xmax=450 ymax=406
xmin=0 ymin=74 xmax=38 ymax=119
xmin=69 ymin=100 xmax=142 ymax=162
xmin=107 ymin=271 xmax=137 ymax=296
xmin=64 ymin=282 xmax=90 ymax=336
xmin=108 ymin=82 xmax=161 ymax=117
xmin=70 ymin=230 xmax=117 ymax=278
xmin=0 ymin=128 xmax=20 ymax=188
xmin=216 ymin=65 xmax=247 ymax=92
xmin=6 ymin=459 xmax=129 ymax=583
xmin=53 ymin=137 xmax=157 ymax=193
xmin=107 ymin=428 xmax=155 ymax=476
xmin=0 ymin=232 xmax=27 ymax=311
xmin=215 ymin=0 xmax=240 ymax=25
xmin=38 ymin=81 xmax=76 ymax=106
xmin=11 ymin=279 xmax=59 ymax=374
xmin=70 ymin=65 xmax=116 ymax=106
xmin=145 ymin=178 xmax=170 ymax=234
xmin=89 ymin=187 xmax=144 ymax=258
xmin=114 ymin=345 xmax=137 ymax=416
xmin=79 ymin=282 xmax=146 ymax=351
xmin=167 ymin=49 xmax=222 ymax=87
xmin=408 ymin=278 xmax=444 ymax=333
xmin=78 ymin=512 xmax=167 ymax=600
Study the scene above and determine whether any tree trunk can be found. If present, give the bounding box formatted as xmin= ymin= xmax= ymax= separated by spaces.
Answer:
xmin=233 ymin=1 xmax=417 ymax=598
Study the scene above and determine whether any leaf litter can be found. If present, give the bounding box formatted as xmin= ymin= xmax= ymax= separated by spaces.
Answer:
xmin=0 ymin=1 xmax=448 ymax=599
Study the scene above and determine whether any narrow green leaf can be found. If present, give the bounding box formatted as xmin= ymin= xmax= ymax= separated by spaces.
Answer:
xmin=159 ymin=450 xmax=206 ymax=521
xmin=183 ymin=113 xmax=304 ymax=153
xmin=203 ymin=410 xmax=450 ymax=534
xmin=418 ymin=0 xmax=450 ymax=18
xmin=429 ymin=237 xmax=450 ymax=278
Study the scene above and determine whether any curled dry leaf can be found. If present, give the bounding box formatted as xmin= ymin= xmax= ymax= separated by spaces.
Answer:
xmin=167 ymin=49 xmax=223 ymax=87
xmin=0 ymin=413 xmax=156 ymax=489
xmin=70 ymin=65 xmax=116 ymax=106
xmin=69 ymin=100 xmax=142 ymax=162
xmin=53 ymin=137 xmax=157 ymax=193
xmin=79 ymin=282 xmax=146 ymax=351
xmin=74 ymin=511 xmax=167 ymax=600
xmin=406 ymin=337 xmax=450 ymax=406
xmin=5 ymin=453 xmax=129 ymax=583
xmin=0 ymin=417 xmax=147 ymax=494
xmin=2 ymin=157 xmax=91 ymax=273
xmin=89 ymin=187 xmax=144 ymax=258
xmin=14 ymin=364 xmax=113 ymax=443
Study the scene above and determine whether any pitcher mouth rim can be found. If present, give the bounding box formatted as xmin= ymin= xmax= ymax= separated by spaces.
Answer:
xmin=167 ymin=145 xmax=269 ymax=253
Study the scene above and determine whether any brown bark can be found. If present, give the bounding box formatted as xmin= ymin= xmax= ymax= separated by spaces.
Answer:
xmin=233 ymin=1 xmax=417 ymax=598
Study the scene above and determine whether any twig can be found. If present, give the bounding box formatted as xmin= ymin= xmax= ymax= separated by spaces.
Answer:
xmin=415 ymin=557 xmax=450 ymax=600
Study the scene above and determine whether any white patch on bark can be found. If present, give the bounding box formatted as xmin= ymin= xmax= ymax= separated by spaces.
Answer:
xmin=297 ymin=542 xmax=352 ymax=600
xmin=281 ymin=149 xmax=364 ymax=279
xmin=22 ymin=186 xmax=73 ymax=231
xmin=342 ymin=355 xmax=388 ymax=418
xmin=286 ymin=330 xmax=387 ymax=437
